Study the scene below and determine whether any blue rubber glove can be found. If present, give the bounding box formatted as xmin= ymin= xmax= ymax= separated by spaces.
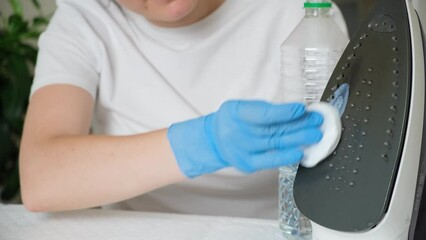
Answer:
xmin=167 ymin=100 xmax=323 ymax=178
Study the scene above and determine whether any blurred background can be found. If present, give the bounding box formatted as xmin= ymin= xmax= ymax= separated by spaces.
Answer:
xmin=0 ymin=0 xmax=382 ymax=203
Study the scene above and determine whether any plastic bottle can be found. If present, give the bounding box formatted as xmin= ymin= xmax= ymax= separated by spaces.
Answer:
xmin=278 ymin=1 xmax=348 ymax=239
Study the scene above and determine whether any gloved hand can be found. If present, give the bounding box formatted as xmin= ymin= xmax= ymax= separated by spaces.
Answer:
xmin=167 ymin=100 xmax=323 ymax=178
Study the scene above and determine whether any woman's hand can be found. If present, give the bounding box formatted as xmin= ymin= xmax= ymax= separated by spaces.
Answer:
xmin=168 ymin=100 xmax=323 ymax=178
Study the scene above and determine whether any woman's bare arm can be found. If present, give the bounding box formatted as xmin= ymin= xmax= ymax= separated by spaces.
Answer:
xmin=20 ymin=84 xmax=185 ymax=212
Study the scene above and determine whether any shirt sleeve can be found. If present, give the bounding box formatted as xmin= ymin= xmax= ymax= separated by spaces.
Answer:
xmin=31 ymin=1 xmax=103 ymax=99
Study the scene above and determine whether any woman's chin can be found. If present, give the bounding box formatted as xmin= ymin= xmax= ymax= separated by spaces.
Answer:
xmin=160 ymin=0 xmax=198 ymax=23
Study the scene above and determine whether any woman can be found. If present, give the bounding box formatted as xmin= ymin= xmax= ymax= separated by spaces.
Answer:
xmin=19 ymin=0 xmax=346 ymax=219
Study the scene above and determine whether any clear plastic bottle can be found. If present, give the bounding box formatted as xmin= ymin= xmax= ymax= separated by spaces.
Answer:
xmin=278 ymin=1 xmax=348 ymax=239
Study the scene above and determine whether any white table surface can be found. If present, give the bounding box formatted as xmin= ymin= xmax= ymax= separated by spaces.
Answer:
xmin=0 ymin=204 xmax=285 ymax=240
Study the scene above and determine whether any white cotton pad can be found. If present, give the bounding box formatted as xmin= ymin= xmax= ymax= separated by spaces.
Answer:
xmin=301 ymin=102 xmax=342 ymax=168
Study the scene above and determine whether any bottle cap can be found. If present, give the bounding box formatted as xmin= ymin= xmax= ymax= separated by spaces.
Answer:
xmin=304 ymin=2 xmax=332 ymax=8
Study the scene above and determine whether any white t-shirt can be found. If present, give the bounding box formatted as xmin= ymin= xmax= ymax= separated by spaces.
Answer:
xmin=32 ymin=0 xmax=347 ymax=219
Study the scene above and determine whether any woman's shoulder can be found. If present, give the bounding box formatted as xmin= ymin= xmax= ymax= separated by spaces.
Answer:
xmin=53 ymin=0 xmax=123 ymax=20
xmin=48 ymin=0 xmax=126 ymax=32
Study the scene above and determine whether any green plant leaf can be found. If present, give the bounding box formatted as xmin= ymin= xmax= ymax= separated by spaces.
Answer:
xmin=33 ymin=16 xmax=48 ymax=27
xmin=31 ymin=0 xmax=41 ymax=10
xmin=1 ymin=54 xmax=32 ymax=132
xmin=18 ymin=43 xmax=38 ymax=63
xmin=0 ymin=120 xmax=14 ymax=166
xmin=8 ymin=14 xmax=28 ymax=34
xmin=8 ymin=0 xmax=23 ymax=17
xmin=1 ymin=163 xmax=20 ymax=202
xmin=21 ymin=30 xmax=42 ymax=40
xmin=0 ymin=33 xmax=21 ymax=49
